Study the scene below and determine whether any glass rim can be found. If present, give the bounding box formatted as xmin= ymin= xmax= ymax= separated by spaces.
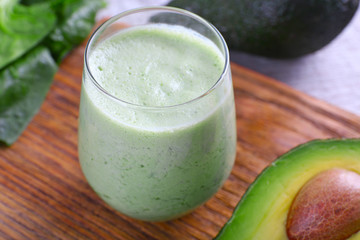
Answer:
xmin=84 ymin=6 xmax=230 ymax=110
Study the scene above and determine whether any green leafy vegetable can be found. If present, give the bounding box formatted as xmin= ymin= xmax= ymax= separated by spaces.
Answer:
xmin=0 ymin=0 xmax=56 ymax=69
xmin=0 ymin=47 xmax=57 ymax=145
xmin=0 ymin=0 xmax=105 ymax=145
xmin=45 ymin=0 xmax=106 ymax=62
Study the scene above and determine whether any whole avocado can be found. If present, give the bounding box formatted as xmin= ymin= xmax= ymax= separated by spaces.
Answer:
xmin=168 ymin=0 xmax=359 ymax=58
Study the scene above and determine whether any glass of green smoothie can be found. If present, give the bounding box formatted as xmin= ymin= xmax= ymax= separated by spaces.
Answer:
xmin=79 ymin=6 xmax=236 ymax=222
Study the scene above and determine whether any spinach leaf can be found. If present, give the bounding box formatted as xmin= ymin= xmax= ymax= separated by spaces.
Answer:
xmin=0 ymin=0 xmax=104 ymax=146
xmin=44 ymin=0 xmax=106 ymax=63
xmin=0 ymin=0 xmax=56 ymax=69
xmin=0 ymin=46 xmax=57 ymax=145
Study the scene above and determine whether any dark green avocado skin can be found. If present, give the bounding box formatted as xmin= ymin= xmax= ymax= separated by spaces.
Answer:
xmin=168 ymin=0 xmax=359 ymax=58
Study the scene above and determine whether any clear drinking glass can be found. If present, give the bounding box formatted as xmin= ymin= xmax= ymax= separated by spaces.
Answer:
xmin=79 ymin=6 xmax=236 ymax=221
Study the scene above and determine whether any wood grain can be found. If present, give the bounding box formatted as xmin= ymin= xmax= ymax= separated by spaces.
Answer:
xmin=1 ymin=41 xmax=360 ymax=240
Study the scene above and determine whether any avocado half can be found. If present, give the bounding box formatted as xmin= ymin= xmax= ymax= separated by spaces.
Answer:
xmin=168 ymin=0 xmax=359 ymax=58
xmin=215 ymin=139 xmax=360 ymax=240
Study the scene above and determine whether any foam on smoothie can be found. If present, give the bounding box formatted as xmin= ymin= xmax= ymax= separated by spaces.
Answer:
xmin=89 ymin=24 xmax=225 ymax=107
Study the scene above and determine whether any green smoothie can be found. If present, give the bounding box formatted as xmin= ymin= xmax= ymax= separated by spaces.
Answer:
xmin=79 ymin=23 xmax=236 ymax=221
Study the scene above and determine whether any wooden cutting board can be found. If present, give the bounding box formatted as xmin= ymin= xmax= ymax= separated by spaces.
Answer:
xmin=1 ymin=41 xmax=360 ymax=239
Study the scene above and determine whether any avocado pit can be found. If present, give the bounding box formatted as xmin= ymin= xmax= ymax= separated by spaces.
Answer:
xmin=286 ymin=168 xmax=360 ymax=240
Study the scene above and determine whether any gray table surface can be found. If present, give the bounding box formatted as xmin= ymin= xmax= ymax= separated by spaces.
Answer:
xmin=97 ymin=0 xmax=360 ymax=115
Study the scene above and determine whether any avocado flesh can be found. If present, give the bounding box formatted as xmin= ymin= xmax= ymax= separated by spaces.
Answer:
xmin=215 ymin=139 xmax=360 ymax=240
xmin=168 ymin=0 xmax=359 ymax=58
